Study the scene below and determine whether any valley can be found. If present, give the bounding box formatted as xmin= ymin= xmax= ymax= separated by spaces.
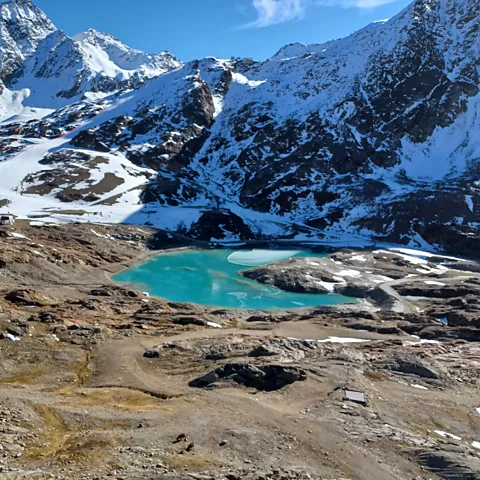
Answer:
xmin=0 ymin=0 xmax=479 ymax=478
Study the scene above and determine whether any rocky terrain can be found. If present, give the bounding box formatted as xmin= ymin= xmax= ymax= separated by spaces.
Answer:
xmin=0 ymin=220 xmax=479 ymax=479
xmin=0 ymin=0 xmax=478 ymax=253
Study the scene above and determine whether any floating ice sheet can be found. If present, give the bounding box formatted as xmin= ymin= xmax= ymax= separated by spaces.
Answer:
xmin=227 ymin=249 xmax=302 ymax=267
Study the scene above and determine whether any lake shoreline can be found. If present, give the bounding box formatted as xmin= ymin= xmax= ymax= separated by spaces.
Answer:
xmin=111 ymin=248 xmax=356 ymax=310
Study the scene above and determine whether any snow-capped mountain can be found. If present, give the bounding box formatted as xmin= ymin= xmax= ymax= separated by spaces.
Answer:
xmin=0 ymin=0 xmax=181 ymax=115
xmin=73 ymin=29 xmax=180 ymax=83
xmin=0 ymin=0 xmax=55 ymax=79
xmin=0 ymin=0 xmax=479 ymax=255
xmin=7 ymin=28 xmax=181 ymax=109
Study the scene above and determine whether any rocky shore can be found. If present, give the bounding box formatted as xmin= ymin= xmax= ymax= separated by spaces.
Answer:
xmin=0 ymin=221 xmax=479 ymax=479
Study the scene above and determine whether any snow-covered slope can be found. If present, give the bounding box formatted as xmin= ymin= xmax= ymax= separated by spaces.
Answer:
xmin=0 ymin=0 xmax=181 ymax=114
xmin=7 ymin=28 xmax=181 ymax=109
xmin=0 ymin=0 xmax=479 ymax=254
xmin=73 ymin=29 xmax=179 ymax=82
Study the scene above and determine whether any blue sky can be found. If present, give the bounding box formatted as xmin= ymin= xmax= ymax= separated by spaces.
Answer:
xmin=35 ymin=0 xmax=412 ymax=61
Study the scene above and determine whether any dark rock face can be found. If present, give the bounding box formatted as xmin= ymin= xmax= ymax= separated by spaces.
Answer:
xmin=417 ymin=225 xmax=480 ymax=258
xmin=181 ymin=81 xmax=215 ymax=128
xmin=411 ymin=447 xmax=480 ymax=480
xmin=188 ymin=210 xmax=256 ymax=241
xmin=189 ymin=363 xmax=307 ymax=391
xmin=70 ymin=130 xmax=111 ymax=152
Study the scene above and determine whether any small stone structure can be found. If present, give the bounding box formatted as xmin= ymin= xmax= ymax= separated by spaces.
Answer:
xmin=0 ymin=214 xmax=14 ymax=226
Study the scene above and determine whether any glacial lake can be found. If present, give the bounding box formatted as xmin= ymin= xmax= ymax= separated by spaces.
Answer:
xmin=113 ymin=249 xmax=355 ymax=310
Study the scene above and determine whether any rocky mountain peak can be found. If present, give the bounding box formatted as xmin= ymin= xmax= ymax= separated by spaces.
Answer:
xmin=72 ymin=27 xmax=181 ymax=70
xmin=1 ymin=0 xmax=41 ymax=16
xmin=0 ymin=0 xmax=55 ymax=78
xmin=0 ymin=0 xmax=181 ymax=109
xmin=0 ymin=0 xmax=55 ymax=47
xmin=72 ymin=28 xmax=133 ymax=50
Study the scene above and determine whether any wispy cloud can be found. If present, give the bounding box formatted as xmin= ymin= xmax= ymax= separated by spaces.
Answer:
xmin=241 ymin=0 xmax=400 ymax=28
xmin=316 ymin=0 xmax=399 ymax=7
xmin=244 ymin=0 xmax=308 ymax=28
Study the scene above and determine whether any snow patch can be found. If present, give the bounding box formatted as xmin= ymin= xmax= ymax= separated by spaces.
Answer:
xmin=434 ymin=430 xmax=461 ymax=441
xmin=465 ymin=195 xmax=474 ymax=213
xmin=318 ymin=337 xmax=371 ymax=344
xmin=206 ymin=321 xmax=223 ymax=329
xmin=411 ymin=384 xmax=428 ymax=390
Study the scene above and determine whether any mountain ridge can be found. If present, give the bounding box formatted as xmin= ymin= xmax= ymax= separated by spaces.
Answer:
xmin=0 ymin=0 xmax=181 ymax=115
xmin=0 ymin=0 xmax=479 ymax=255
xmin=0 ymin=0 xmax=55 ymax=79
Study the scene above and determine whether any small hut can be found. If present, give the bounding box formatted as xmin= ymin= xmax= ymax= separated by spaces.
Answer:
xmin=0 ymin=214 xmax=15 ymax=226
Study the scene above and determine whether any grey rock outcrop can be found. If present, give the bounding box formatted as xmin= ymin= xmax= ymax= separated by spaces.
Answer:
xmin=189 ymin=363 xmax=307 ymax=391
xmin=376 ymin=354 xmax=440 ymax=379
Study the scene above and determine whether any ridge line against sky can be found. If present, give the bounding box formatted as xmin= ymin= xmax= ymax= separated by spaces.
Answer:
xmin=33 ymin=0 xmax=412 ymax=61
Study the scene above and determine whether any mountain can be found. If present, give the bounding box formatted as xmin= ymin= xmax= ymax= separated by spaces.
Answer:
xmin=0 ymin=0 xmax=181 ymax=115
xmin=0 ymin=0 xmax=479 ymax=255
xmin=7 ymin=28 xmax=181 ymax=109
xmin=73 ymin=28 xmax=180 ymax=83
xmin=0 ymin=0 xmax=55 ymax=79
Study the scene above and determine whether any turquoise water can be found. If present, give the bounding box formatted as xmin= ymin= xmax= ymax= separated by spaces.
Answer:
xmin=113 ymin=249 xmax=354 ymax=310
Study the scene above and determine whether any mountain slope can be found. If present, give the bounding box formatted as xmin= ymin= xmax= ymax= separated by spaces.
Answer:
xmin=0 ymin=0 xmax=181 ymax=117
xmin=73 ymin=29 xmax=180 ymax=81
xmin=7 ymin=28 xmax=181 ymax=109
xmin=0 ymin=0 xmax=55 ymax=79
xmin=0 ymin=0 xmax=478 ymax=254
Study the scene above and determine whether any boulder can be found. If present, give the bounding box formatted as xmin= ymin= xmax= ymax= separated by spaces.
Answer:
xmin=335 ymin=279 xmax=376 ymax=298
xmin=249 ymin=344 xmax=282 ymax=357
xmin=143 ymin=349 xmax=160 ymax=359
xmin=189 ymin=363 xmax=307 ymax=391
xmin=377 ymin=354 xmax=440 ymax=379
xmin=172 ymin=317 xmax=207 ymax=327
xmin=6 ymin=323 xmax=27 ymax=337
xmin=38 ymin=312 xmax=56 ymax=323
xmin=411 ymin=447 xmax=480 ymax=480
xmin=4 ymin=290 xmax=52 ymax=307
xmin=90 ymin=288 xmax=113 ymax=297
